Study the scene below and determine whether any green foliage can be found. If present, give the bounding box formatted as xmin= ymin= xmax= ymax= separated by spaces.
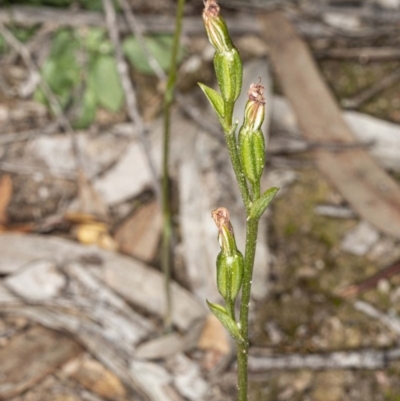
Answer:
xmin=123 ymin=34 xmax=185 ymax=75
xmin=90 ymin=55 xmax=124 ymax=112
xmin=206 ymin=300 xmax=244 ymax=343
xmin=34 ymin=27 xmax=183 ymax=127
xmin=198 ymin=83 xmax=224 ymax=119
xmin=249 ymin=187 xmax=279 ymax=221
xmin=35 ymin=28 xmax=124 ymax=128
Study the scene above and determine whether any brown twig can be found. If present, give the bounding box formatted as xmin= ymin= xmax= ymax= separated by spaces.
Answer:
xmin=342 ymin=69 xmax=400 ymax=110
xmin=340 ymin=259 xmax=400 ymax=298
xmin=101 ymin=0 xmax=160 ymax=199
xmin=1 ymin=5 xmax=374 ymax=40
xmin=315 ymin=47 xmax=400 ymax=62
xmin=248 ymin=346 xmax=400 ymax=372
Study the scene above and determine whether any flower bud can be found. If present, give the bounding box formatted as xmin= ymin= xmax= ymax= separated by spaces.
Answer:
xmin=212 ymin=207 xmax=244 ymax=301
xmin=202 ymin=0 xmax=243 ymax=104
xmin=239 ymin=82 xmax=266 ymax=185
xmin=202 ymin=0 xmax=233 ymax=53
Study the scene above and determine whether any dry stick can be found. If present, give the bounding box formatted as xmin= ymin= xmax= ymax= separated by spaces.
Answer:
xmin=355 ymin=300 xmax=400 ymax=336
xmin=340 ymin=259 xmax=400 ymax=298
xmin=3 ymin=5 xmax=400 ymax=38
xmin=101 ymin=0 xmax=160 ymax=199
xmin=247 ymin=347 xmax=400 ymax=372
xmin=315 ymin=47 xmax=400 ymax=62
xmin=342 ymin=69 xmax=400 ymax=110
xmin=0 ymin=22 xmax=84 ymax=171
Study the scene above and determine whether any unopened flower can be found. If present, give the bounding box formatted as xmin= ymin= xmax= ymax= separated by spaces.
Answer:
xmin=238 ymin=81 xmax=266 ymax=187
xmin=202 ymin=0 xmax=233 ymax=53
xmin=202 ymin=0 xmax=242 ymax=104
xmin=212 ymin=207 xmax=244 ymax=301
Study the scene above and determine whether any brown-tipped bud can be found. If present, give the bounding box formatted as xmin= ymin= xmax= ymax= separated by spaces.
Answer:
xmin=244 ymin=81 xmax=265 ymax=131
xmin=239 ymin=81 xmax=266 ymax=185
xmin=212 ymin=207 xmax=235 ymax=256
xmin=202 ymin=0 xmax=234 ymax=53
xmin=212 ymin=207 xmax=244 ymax=301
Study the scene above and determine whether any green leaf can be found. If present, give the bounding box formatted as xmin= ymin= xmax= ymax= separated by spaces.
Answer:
xmin=82 ymin=28 xmax=107 ymax=53
xmin=73 ymin=87 xmax=97 ymax=129
xmin=249 ymin=187 xmax=279 ymax=221
xmin=206 ymin=300 xmax=244 ymax=344
xmin=123 ymin=34 xmax=185 ymax=75
xmin=90 ymin=55 xmax=124 ymax=112
xmin=198 ymin=83 xmax=224 ymax=119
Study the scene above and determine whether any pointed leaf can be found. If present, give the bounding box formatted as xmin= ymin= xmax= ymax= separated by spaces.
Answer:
xmin=90 ymin=55 xmax=124 ymax=112
xmin=206 ymin=300 xmax=244 ymax=344
xmin=198 ymin=83 xmax=224 ymax=119
xmin=249 ymin=187 xmax=279 ymax=221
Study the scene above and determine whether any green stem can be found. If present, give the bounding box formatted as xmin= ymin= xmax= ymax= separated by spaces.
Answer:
xmin=223 ymin=102 xmax=251 ymax=211
xmin=238 ymin=217 xmax=259 ymax=401
xmin=162 ymin=0 xmax=186 ymax=331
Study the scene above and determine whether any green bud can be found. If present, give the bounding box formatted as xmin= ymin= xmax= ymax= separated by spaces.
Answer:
xmin=239 ymin=82 xmax=266 ymax=185
xmin=202 ymin=0 xmax=243 ymax=104
xmin=212 ymin=207 xmax=244 ymax=301
xmin=216 ymin=252 xmax=244 ymax=301
xmin=202 ymin=0 xmax=233 ymax=53
xmin=214 ymin=49 xmax=242 ymax=104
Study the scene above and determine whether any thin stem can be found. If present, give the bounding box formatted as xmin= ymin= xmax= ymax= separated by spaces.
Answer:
xmin=222 ymin=102 xmax=251 ymax=211
xmin=161 ymin=0 xmax=186 ymax=331
xmin=238 ymin=217 xmax=259 ymax=401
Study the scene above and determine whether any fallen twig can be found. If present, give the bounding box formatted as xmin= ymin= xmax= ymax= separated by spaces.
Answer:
xmin=315 ymin=47 xmax=400 ymax=62
xmin=0 ymin=5 xmax=370 ymax=39
xmin=247 ymin=346 xmax=400 ymax=372
xmin=340 ymin=260 xmax=400 ymax=298
xmin=342 ymin=69 xmax=400 ymax=110
xmin=355 ymin=300 xmax=400 ymax=336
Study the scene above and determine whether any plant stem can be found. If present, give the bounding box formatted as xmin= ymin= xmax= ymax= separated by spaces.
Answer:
xmin=162 ymin=0 xmax=185 ymax=331
xmin=238 ymin=217 xmax=259 ymax=401
xmin=223 ymin=103 xmax=251 ymax=211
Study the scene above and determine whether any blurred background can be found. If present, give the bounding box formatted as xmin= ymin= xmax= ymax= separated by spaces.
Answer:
xmin=1 ymin=0 xmax=400 ymax=400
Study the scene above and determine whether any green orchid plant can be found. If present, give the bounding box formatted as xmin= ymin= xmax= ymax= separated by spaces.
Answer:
xmin=199 ymin=1 xmax=279 ymax=399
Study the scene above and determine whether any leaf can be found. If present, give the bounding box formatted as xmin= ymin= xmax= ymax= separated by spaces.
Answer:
xmin=198 ymin=83 xmax=224 ymax=119
xmin=249 ymin=187 xmax=279 ymax=221
xmin=73 ymin=86 xmax=97 ymax=129
xmin=206 ymin=300 xmax=244 ymax=344
xmin=123 ymin=34 xmax=185 ymax=75
xmin=90 ymin=55 xmax=124 ymax=112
